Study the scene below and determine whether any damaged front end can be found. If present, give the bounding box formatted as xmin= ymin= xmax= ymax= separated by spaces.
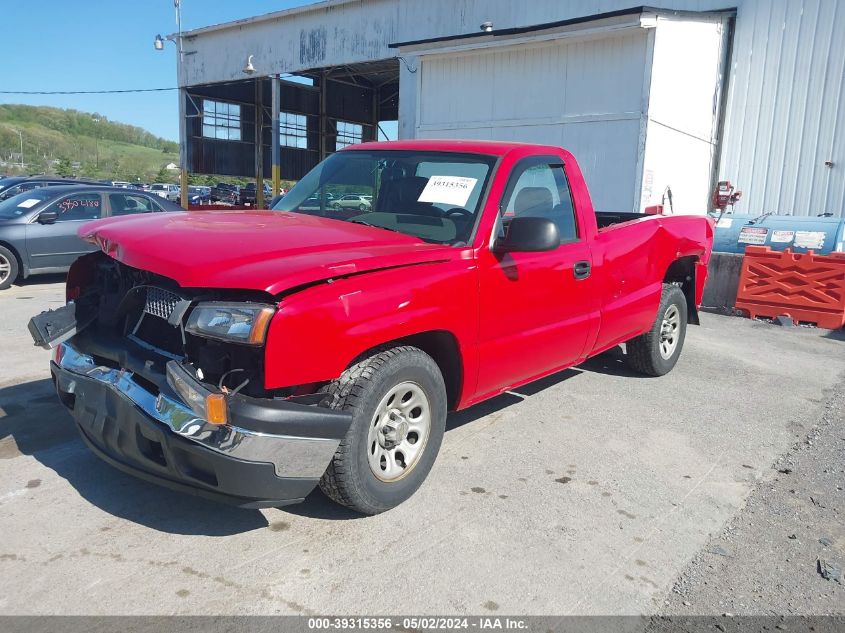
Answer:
xmin=29 ymin=252 xmax=351 ymax=508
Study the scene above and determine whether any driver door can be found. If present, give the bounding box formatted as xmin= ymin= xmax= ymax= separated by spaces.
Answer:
xmin=25 ymin=192 xmax=103 ymax=271
xmin=475 ymin=157 xmax=600 ymax=397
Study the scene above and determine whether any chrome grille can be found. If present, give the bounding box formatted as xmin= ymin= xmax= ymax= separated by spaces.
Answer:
xmin=144 ymin=287 xmax=181 ymax=320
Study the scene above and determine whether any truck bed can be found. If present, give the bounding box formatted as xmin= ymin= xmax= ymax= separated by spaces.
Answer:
xmin=595 ymin=211 xmax=649 ymax=230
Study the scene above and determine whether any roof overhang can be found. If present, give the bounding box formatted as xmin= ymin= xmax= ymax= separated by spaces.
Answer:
xmin=390 ymin=5 xmax=736 ymax=55
xmin=174 ymin=0 xmax=359 ymax=39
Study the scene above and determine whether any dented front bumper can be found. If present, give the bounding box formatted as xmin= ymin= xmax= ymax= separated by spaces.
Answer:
xmin=50 ymin=341 xmax=350 ymax=508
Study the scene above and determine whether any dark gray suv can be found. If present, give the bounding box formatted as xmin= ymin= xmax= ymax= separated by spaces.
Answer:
xmin=0 ymin=185 xmax=183 ymax=290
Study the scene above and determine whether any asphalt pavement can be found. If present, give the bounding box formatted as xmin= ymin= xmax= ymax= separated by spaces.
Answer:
xmin=1 ymin=279 xmax=843 ymax=616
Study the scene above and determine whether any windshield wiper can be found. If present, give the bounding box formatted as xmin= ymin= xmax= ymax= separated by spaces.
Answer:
xmin=347 ymin=219 xmax=404 ymax=235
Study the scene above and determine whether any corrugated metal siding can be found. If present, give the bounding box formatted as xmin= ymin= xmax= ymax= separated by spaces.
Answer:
xmin=416 ymin=30 xmax=649 ymax=212
xmin=719 ymin=0 xmax=845 ymax=217
xmin=182 ymin=0 xmax=398 ymax=85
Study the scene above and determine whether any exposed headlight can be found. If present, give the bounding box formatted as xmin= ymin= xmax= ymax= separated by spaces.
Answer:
xmin=185 ymin=302 xmax=275 ymax=345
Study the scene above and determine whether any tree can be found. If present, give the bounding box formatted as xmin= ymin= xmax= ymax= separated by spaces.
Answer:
xmin=154 ymin=166 xmax=171 ymax=183
xmin=56 ymin=158 xmax=74 ymax=177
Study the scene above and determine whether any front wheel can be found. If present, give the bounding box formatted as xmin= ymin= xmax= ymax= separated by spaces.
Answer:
xmin=625 ymin=283 xmax=688 ymax=376
xmin=319 ymin=346 xmax=447 ymax=515
xmin=0 ymin=245 xmax=19 ymax=290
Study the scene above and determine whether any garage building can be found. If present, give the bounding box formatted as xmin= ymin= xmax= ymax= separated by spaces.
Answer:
xmin=172 ymin=0 xmax=845 ymax=217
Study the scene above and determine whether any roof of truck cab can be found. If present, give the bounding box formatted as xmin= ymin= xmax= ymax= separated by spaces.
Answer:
xmin=345 ymin=139 xmax=565 ymax=157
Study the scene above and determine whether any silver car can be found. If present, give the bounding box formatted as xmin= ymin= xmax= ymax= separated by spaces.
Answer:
xmin=150 ymin=183 xmax=180 ymax=202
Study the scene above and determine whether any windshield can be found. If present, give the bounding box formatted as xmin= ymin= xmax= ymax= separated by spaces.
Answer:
xmin=271 ymin=150 xmax=496 ymax=245
xmin=0 ymin=190 xmax=55 ymax=220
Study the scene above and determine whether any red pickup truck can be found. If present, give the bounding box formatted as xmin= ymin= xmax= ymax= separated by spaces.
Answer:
xmin=29 ymin=140 xmax=713 ymax=515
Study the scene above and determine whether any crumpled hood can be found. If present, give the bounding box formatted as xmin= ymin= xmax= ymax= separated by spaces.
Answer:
xmin=79 ymin=211 xmax=451 ymax=295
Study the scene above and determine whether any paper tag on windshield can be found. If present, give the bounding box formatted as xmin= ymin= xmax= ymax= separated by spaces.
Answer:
xmin=418 ymin=176 xmax=478 ymax=207
xmin=17 ymin=198 xmax=41 ymax=209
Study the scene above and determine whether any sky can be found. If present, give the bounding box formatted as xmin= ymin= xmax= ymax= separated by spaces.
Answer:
xmin=0 ymin=1 xmax=312 ymax=141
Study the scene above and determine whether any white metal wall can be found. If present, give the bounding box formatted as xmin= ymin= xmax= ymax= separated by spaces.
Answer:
xmin=415 ymin=30 xmax=650 ymax=213
xmin=640 ymin=17 xmax=727 ymax=214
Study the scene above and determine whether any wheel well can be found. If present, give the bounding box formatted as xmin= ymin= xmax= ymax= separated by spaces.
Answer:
xmin=360 ymin=331 xmax=463 ymax=411
xmin=664 ymin=256 xmax=699 ymax=325
xmin=0 ymin=240 xmax=24 ymax=278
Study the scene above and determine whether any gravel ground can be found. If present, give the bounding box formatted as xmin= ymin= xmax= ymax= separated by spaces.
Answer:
xmin=656 ymin=356 xmax=845 ymax=619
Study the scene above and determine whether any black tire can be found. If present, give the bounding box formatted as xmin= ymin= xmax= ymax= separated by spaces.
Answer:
xmin=319 ymin=346 xmax=447 ymax=515
xmin=625 ymin=283 xmax=688 ymax=376
xmin=358 ymin=203 xmax=367 ymax=212
xmin=0 ymin=245 xmax=20 ymax=291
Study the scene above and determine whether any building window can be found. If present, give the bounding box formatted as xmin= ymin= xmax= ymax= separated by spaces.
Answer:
xmin=280 ymin=112 xmax=308 ymax=149
xmin=336 ymin=120 xmax=363 ymax=150
xmin=202 ymin=100 xmax=241 ymax=141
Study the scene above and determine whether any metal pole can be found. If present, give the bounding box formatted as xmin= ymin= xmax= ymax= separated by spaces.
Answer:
xmin=271 ymin=75 xmax=281 ymax=198
xmin=175 ymin=0 xmax=189 ymax=209
xmin=17 ymin=130 xmax=23 ymax=168
xmin=319 ymin=72 xmax=327 ymax=161
xmin=255 ymin=80 xmax=265 ymax=209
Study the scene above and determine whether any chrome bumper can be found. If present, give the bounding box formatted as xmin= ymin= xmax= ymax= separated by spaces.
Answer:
xmin=55 ymin=342 xmax=341 ymax=479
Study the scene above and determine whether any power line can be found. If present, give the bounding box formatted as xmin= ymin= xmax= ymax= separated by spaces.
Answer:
xmin=0 ymin=88 xmax=177 ymax=95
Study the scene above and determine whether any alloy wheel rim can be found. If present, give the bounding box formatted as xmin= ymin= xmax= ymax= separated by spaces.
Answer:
xmin=659 ymin=304 xmax=680 ymax=359
xmin=0 ymin=254 xmax=10 ymax=285
xmin=367 ymin=381 xmax=431 ymax=482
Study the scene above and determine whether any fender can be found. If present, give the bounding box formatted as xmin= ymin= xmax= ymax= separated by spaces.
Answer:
xmin=264 ymin=253 xmax=479 ymax=405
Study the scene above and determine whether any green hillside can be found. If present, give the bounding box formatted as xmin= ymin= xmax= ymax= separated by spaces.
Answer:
xmin=0 ymin=104 xmax=179 ymax=182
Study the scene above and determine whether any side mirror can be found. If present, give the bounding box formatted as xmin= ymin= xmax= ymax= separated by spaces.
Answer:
xmin=493 ymin=216 xmax=559 ymax=253
xmin=38 ymin=210 xmax=58 ymax=224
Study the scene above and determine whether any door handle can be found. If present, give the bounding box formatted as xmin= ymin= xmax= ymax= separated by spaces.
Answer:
xmin=573 ymin=260 xmax=591 ymax=280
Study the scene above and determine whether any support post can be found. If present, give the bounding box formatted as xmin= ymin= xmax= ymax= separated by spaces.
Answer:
xmin=319 ymin=72 xmax=328 ymax=160
xmin=178 ymin=90 xmax=189 ymax=208
xmin=176 ymin=0 xmax=189 ymax=209
xmin=271 ymin=74 xmax=281 ymax=197
xmin=255 ymin=80 xmax=265 ymax=209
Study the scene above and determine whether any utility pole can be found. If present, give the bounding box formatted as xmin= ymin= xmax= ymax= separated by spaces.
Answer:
xmin=15 ymin=129 xmax=23 ymax=169
xmin=154 ymin=0 xmax=189 ymax=208
xmin=92 ymin=117 xmax=100 ymax=169
xmin=176 ymin=0 xmax=189 ymax=209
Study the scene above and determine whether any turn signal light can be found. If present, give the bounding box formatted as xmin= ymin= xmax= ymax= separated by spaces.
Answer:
xmin=53 ymin=343 xmax=66 ymax=366
xmin=205 ymin=393 xmax=228 ymax=425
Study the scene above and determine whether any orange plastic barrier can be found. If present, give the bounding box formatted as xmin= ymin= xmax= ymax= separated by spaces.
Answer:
xmin=735 ymin=247 xmax=845 ymax=329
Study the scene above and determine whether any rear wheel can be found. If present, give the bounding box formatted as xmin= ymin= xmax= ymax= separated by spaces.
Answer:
xmin=319 ymin=346 xmax=447 ymax=515
xmin=625 ymin=283 xmax=687 ymax=376
xmin=0 ymin=246 xmax=19 ymax=290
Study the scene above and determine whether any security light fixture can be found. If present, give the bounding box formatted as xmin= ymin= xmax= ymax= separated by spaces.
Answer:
xmin=154 ymin=34 xmax=165 ymax=50
xmin=480 ymin=21 xmax=493 ymax=33
xmin=243 ymin=55 xmax=256 ymax=75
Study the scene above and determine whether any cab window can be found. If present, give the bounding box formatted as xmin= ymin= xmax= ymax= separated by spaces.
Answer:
xmin=499 ymin=161 xmax=578 ymax=244
xmin=109 ymin=193 xmax=160 ymax=216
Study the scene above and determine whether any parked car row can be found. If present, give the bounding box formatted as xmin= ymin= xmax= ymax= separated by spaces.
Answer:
xmin=0 ymin=176 xmax=104 ymax=201
xmin=0 ymin=184 xmax=183 ymax=290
